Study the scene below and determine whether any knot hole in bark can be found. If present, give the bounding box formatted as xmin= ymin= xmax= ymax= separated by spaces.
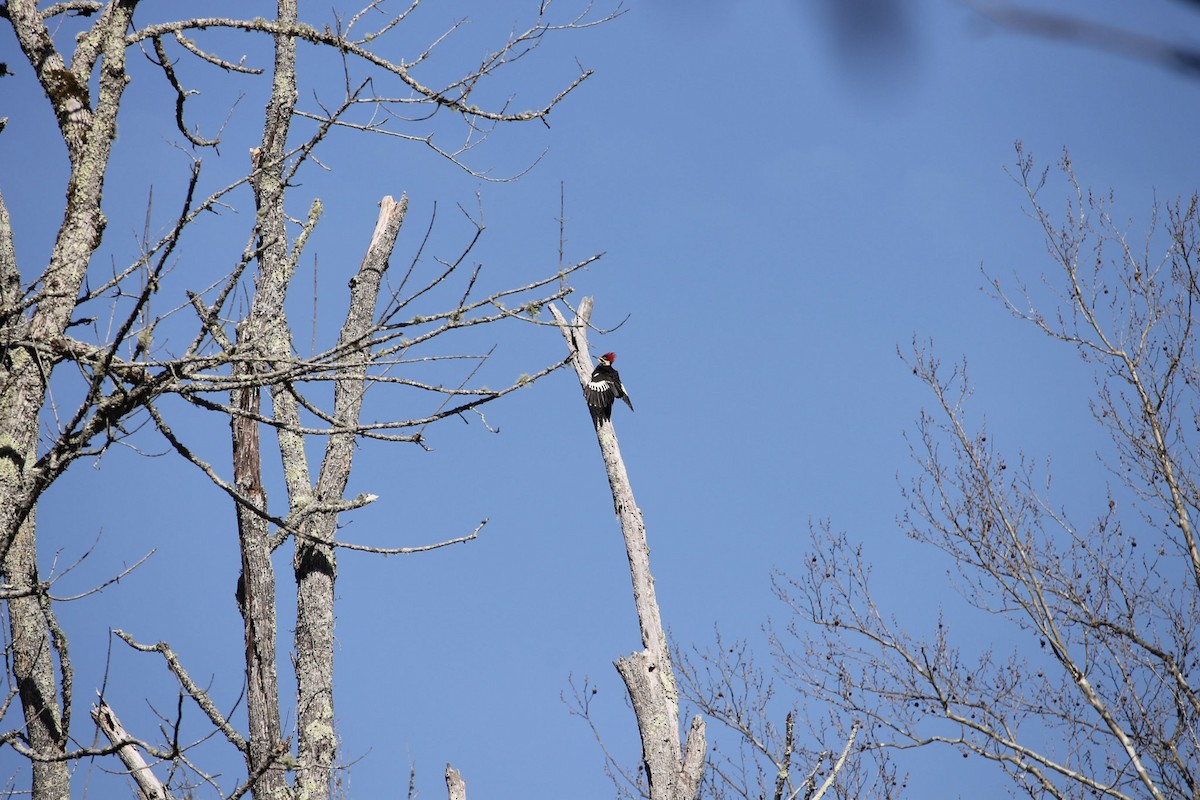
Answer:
xmin=295 ymin=544 xmax=336 ymax=580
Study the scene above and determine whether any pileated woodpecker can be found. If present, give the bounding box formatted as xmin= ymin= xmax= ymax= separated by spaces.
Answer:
xmin=585 ymin=352 xmax=634 ymax=419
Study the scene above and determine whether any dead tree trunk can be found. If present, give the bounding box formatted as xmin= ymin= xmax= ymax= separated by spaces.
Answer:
xmin=227 ymin=3 xmax=301 ymax=796
xmin=0 ymin=4 xmax=137 ymax=799
xmin=285 ymin=195 xmax=408 ymax=799
xmin=230 ymin=375 xmax=288 ymax=799
xmin=551 ymin=299 xmax=706 ymax=800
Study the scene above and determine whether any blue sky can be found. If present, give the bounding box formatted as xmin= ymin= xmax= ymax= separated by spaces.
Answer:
xmin=4 ymin=1 xmax=1200 ymax=798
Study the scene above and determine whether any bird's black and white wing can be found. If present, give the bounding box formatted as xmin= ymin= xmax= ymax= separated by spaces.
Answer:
xmin=584 ymin=364 xmax=634 ymax=417
xmin=584 ymin=375 xmax=617 ymax=413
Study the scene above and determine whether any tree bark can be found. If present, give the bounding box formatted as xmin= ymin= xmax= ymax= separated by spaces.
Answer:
xmin=445 ymin=764 xmax=467 ymax=800
xmin=231 ymin=378 xmax=288 ymax=800
xmin=3 ymin=511 xmax=70 ymax=800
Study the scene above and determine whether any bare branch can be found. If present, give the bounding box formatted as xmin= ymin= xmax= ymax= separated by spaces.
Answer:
xmin=112 ymin=631 xmax=248 ymax=754
xmin=769 ymin=150 xmax=1198 ymax=800
xmin=126 ymin=16 xmax=597 ymax=123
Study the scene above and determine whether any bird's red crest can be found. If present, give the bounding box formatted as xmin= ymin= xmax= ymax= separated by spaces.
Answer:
xmin=601 ymin=352 xmax=617 ymax=363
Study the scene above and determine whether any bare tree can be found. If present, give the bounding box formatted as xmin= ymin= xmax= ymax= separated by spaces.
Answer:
xmin=0 ymin=2 xmax=617 ymax=798
xmin=771 ymin=147 xmax=1199 ymax=800
xmin=674 ymin=631 xmax=885 ymax=800
xmin=552 ymin=299 xmax=707 ymax=800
